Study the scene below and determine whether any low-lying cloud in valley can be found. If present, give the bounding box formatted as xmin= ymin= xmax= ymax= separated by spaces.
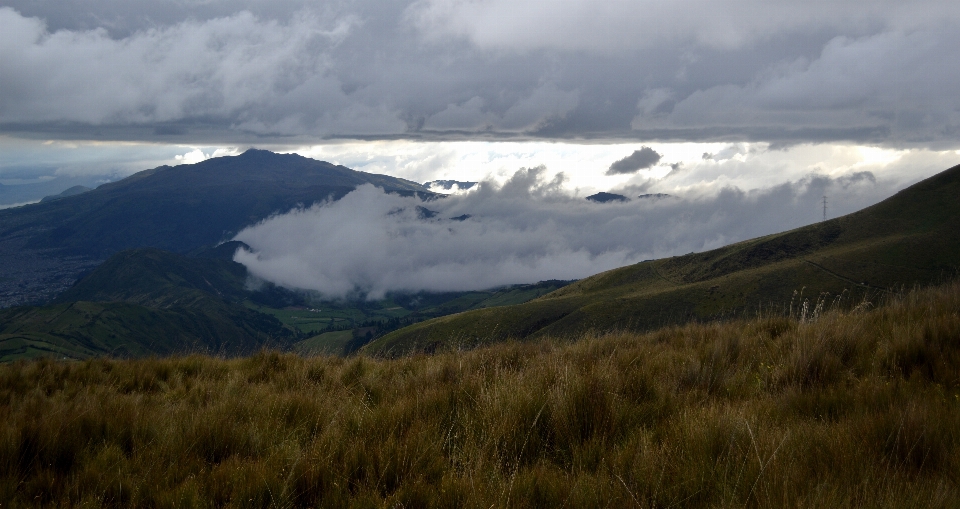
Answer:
xmin=233 ymin=165 xmax=898 ymax=299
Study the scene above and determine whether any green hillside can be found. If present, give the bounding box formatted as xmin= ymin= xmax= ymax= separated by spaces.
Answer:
xmin=365 ymin=163 xmax=960 ymax=356
xmin=0 ymin=247 xmax=300 ymax=361
xmin=54 ymin=247 xmax=251 ymax=307
xmin=0 ymin=298 xmax=296 ymax=362
xmin=0 ymin=246 xmax=570 ymax=361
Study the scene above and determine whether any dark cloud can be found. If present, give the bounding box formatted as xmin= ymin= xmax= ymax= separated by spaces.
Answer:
xmin=1 ymin=2 xmax=959 ymax=146
xmin=232 ymin=167 xmax=897 ymax=299
xmin=606 ymin=147 xmax=662 ymax=175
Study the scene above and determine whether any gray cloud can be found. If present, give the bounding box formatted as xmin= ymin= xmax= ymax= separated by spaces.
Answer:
xmin=2 ymin=1 xmax=960 ymax=147
xmin=606 ymin=147 xmax=662 ymax=175
xmin=232 ymin=166 xmax=900 ymax=299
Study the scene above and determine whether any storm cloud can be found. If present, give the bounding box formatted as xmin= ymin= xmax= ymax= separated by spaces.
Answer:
xmin=2 ymin=1 xmax=960 ymax=146
xmin=606 ymin=147 xmax=662 ymax=175
xmin=232 ymin=166 xmax=898 ymax=299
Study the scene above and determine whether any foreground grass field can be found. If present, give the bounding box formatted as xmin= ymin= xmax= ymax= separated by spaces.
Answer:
xmin=2 ymin=282 xmax=959 ymax=507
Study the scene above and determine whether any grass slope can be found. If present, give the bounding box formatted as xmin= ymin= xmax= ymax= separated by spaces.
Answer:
xmin=54 ymin=248 xmax=250 ymax=307
xmin=366 ymin=163 xmax=960 ymax=356
xmin=0 ymin=248 xmax=298 ymax=362
xmin=2 ymin=282 xmax=958 ymax=507
xmin=0 ymin=299 xmax=295 ymax=362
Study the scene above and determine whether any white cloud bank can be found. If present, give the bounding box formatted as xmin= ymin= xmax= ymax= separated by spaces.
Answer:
xmin=233 ymin=165 xmax=904 ymax=299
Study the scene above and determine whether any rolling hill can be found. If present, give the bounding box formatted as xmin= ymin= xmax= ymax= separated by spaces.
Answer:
xmin=364 ymin=162 xmax=960 ymax=356
xmin=0 ymin=248 xmax=299 ymax=361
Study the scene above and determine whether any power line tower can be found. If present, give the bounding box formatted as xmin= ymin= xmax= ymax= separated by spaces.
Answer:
xmin=822 ymin=195 xmax=827 ymax=222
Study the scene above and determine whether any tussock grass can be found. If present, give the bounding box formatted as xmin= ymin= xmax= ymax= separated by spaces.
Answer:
xmin=2 ymin=283 xmax=959 ymax=507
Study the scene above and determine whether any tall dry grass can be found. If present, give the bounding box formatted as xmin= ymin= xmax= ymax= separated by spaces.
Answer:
xmin=1 ymin=282 xmax=959 ymax=507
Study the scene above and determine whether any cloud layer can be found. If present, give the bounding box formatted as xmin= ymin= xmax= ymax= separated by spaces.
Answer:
xmin=233 ymin=166 xmax=900 ymax=299
xmin=2 ymin=1 xmax=960 ymax=146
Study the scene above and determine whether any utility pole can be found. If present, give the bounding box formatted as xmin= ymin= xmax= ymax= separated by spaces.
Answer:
xmin=822 ymin=195 xmax=827 ymax=222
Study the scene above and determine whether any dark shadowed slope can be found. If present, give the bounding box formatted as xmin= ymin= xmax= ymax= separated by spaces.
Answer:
xmin=365 ymin=163 xmax=960 ymax=356
xmin=39 ymin=185 xmax=92 ymax=203
xmin=0 ymin=149 xmax=430 ymax=258
xmin=0 ymin=150 xmax=433 ymax=307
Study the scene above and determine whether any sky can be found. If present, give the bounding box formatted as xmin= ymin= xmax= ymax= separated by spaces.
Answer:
xmin=2 ymin=0 xmax=959 ymax=295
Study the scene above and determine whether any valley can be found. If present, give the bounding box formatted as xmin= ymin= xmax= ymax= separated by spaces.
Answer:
xmin=1 ymin=151 xmax=957 ymax=363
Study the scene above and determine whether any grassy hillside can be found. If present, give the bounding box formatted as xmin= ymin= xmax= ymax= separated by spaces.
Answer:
xmin=366 ymin=163 xmax=960 ymax=356
xmin=0 ymin=248 xmax=300 ymax=362
xmin=0 ymin=299 xmax=296 ymax=362
xmin=2 ymin=281 xmax=958 ymax=507
xmin=54 ymin=248 xmax=251 ymax=307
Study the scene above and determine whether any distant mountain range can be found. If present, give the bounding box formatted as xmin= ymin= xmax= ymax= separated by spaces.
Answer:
xmin=0 ymin=177 xmax=102 ymax=208
xmin=586 ymin=192 xmax=672 ymax=203
xmin=364 ymin=163 xmax=960 ymax=356
xmin=0 ymin=149 xmax=434 ymax=307
xmin=423 ymin=180 xmax=477 ymax=191
xmin=586 ymin=192 xmax=629 ymax=203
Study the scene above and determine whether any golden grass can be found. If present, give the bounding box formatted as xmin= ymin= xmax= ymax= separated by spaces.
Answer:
xmin=1 ymin=282 xmax=959 ymax=507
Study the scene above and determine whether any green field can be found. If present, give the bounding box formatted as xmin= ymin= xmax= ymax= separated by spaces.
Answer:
xmin=247 ymin=305 xmax=367 ymax=335
xmin=246 ymin=282 xmax=573 ymax=355
xmin=293 ymin=330 xmax=355 ymax=355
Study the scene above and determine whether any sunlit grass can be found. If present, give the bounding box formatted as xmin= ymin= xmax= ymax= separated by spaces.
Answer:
xmin=2 ymin=282 xmax=958 ymax=507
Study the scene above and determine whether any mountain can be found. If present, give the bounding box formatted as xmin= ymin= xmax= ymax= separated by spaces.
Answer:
xmin=0 ymin=150 xmax=434 ymax=308
xmin=1 ymin=149 xmax=431 ymax=258
xmin=39 ymin=185 xmax=91 ymax=203
xmin=586 ymin=192 xmax=629 ymax=203
xmin=364 ymin=163 xmax=960 ymax=356
xmin=0 ymin=176 xmax=103 ymax=208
